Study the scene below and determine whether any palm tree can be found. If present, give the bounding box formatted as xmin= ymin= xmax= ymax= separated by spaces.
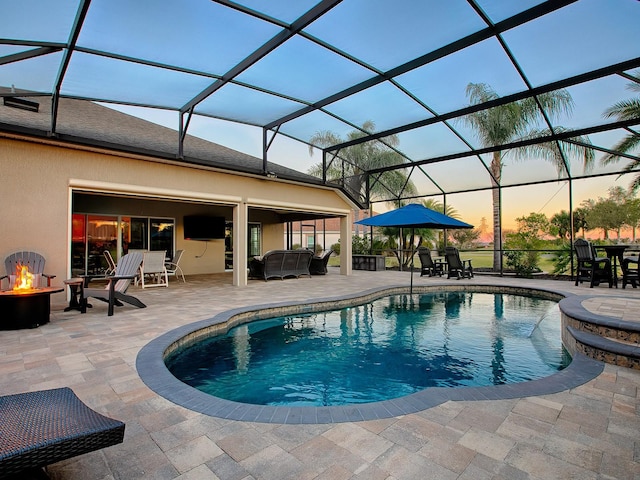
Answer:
xmin=462 ymin=83 xmax=594 ymax=271
xmin=601 ymin=70 xmax=640 ymax=191
xmin=308 ymin=120 xmax=416 ymax=235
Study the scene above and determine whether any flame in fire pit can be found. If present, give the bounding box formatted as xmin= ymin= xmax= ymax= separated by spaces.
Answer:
xmin=13 ymin=263 xmax=34 ymax=291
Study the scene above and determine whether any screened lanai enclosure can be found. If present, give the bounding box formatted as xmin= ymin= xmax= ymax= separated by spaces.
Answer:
xmin=2 ymin=0 xmax=640 ymax=272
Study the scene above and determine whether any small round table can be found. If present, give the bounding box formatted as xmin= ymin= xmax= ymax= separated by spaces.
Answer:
xmin=0 ymin=287 xmax=64 ymax=329
xmin=63 ymin=278 xmax=84 ymax=312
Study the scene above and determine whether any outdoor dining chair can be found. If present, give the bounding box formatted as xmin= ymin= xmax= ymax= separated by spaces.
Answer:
xmin=622 ymin=255 xmax=639 ymax=289
xmin=418 ymin=247 xmax=445 ymax=277
xmin=444 ymin=246 xmax=473 ymax=279
xmin=574 ymin=239 xmax=612 ymax=288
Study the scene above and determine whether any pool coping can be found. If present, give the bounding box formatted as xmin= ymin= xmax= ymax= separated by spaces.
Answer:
xmin=136 ymin=283 xmax=605 ymax=424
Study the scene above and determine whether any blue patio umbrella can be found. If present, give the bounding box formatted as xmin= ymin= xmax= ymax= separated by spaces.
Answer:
xmin=355 ymin=203 xmax=473 ymax=293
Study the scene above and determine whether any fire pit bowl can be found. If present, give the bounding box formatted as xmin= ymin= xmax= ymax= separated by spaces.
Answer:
xmin=0 ymin=287 xmax=63 ymax=330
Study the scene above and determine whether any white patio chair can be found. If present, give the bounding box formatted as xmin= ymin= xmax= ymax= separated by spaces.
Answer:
xmin=103 ymin=250 xmax=117 ymax=276
xmin=140 ymin=251 xmax=169 ymax=288
xmin=165 ymin=249 xmax=185 ymax=283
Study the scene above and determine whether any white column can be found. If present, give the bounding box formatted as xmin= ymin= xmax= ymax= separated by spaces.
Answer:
xmin=340 ymin=213 xmax=352 ymax=276
xmin=233 ymin=202 xmax=248 ymax=287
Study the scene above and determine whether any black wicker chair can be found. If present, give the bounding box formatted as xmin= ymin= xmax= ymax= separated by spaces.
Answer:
xmin=0 ymin=387 xmax=125 ymax=478
xmin=310 ymin=249 xmax=333 ymax=275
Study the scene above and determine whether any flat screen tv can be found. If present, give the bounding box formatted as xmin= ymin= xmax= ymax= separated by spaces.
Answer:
xmin=183 ymin=215 xmax=225 ymax=240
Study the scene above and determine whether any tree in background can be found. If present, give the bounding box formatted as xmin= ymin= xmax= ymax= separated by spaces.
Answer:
xmin=549 ymin=210 xmax=571 ymax=241
xmin=601 ymin=70 xmax=640 ymax=191
xmin=462 ymin=83 xmax=594 ymax=272
xmin=308 ymin=121 xmax=416 ymax=235
xmin=582 ymin=188 xmax=629 ymax=240
xmin=504 ymin=212 xmax=550 ymax=277
xmin=477 ymin=216 xmax=491 ymax=244
xmin=573 ymin=207 xmax=590 ymax=238
xmin=449 ymin=228 xmax=481 ymax=250
xmin=625 ymin=196 xmax=640 ymax=242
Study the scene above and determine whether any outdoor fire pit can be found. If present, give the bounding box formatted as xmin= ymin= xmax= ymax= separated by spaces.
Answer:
xmin=0 ymin=264 xmax=62 ymax=329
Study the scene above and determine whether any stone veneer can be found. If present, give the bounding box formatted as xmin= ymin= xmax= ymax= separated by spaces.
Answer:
xmin=560 ymin=295 xmax=640 ymax=370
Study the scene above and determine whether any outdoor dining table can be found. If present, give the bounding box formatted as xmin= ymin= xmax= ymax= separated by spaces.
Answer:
xmin=597 ymin=244 xmax=629 ymax=288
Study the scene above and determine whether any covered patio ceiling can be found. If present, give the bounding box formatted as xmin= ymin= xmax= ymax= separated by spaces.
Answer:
xmin=1 ymin=0 xmax=639 ymax=207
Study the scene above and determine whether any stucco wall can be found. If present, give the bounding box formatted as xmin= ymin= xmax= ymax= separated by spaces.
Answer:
xmin=0 ymin=136 xmax=352 ymax=294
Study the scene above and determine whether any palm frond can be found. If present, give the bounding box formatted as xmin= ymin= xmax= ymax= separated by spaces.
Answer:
xmin=602 ymin=134 xmax=640 ymax=165
xmin=510 ymin=128 xmax=594 ymax=175
xmin=604 ymin=98 xmax=640 ymax=120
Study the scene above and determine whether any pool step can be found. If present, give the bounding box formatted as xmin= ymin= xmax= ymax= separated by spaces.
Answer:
xmin=560 ymin=295 xmax=640 ymax=370
xmin=566 ymin=326 xmax=640 ymax=369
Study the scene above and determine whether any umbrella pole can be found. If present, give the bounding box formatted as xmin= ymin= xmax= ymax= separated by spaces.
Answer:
xmin=410 ymin=228 xmax=415 ymax=295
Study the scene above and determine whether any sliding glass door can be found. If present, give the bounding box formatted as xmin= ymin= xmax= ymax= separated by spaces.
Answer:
xmin=225 ymin=222 xmax=261 ymax=270
xmin=71 ymin=214 xmax=174 ymax=275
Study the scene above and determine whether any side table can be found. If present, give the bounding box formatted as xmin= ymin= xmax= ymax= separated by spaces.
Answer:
xmin=63 ymin=278 xmax=85 ymax=312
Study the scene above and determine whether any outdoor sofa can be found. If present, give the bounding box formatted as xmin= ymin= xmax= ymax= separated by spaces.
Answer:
xmin=249 ymin=249 xmax=313 ymax=281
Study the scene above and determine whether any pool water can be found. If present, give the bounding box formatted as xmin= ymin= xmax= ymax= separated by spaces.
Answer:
xmin=166 ymin=292 xmax=570 ymax=406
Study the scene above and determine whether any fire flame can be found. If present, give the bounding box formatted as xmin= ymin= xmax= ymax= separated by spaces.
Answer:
xmin=13 ymin=263 xmax=34 ymax=291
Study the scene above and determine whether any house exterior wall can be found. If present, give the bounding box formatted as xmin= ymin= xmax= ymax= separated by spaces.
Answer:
xmin=0 ymin=136 xmax=352 ymax=294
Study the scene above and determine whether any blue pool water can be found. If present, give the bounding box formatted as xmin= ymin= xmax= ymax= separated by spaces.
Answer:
xmin=166 ymin=292 xmax=570 ymax=406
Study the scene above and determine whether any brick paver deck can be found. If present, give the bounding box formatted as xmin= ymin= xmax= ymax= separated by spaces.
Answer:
xmin=1 ymin=269 xmax=639 ymax=479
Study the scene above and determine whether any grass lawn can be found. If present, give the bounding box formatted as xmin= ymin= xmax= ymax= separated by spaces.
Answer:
xmin=328 ymin=249 xmax=563 ymax=273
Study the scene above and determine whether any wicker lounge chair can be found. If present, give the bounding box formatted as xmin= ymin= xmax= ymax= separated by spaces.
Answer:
xmin=81 ymin=252 xmax=145 ymax=316
xmin=418 ymin=247 xmax=444 ymax=277
xmin=0 ymin=387 xmax=125 ymax=478
xmin=310 ymin=249 xmax=333 ymax=275
xmin=445 ymin=246 xmax=473 ymax=279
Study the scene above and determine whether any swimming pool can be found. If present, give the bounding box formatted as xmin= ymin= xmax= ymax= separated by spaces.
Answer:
xmin=137 ymin=285 xmax=603 ymax=423
xmin=166 ymin=291 xmax=570 ymax=407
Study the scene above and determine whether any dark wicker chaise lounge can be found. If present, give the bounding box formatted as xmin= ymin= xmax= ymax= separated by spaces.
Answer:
xmin=0 ymin=387 xmax=125 ymax=478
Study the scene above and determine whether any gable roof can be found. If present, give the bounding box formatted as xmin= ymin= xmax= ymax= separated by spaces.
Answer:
xmin=0 ymin=88 xmax=321 ymax=184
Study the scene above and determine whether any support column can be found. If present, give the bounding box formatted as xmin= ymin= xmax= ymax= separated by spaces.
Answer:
xmin=233 ymin=202 xmax=248 ymax=287
xmin=340 ymin=213 xmax=352 ymax=276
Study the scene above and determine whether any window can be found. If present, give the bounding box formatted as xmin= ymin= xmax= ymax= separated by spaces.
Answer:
xmin=71 ymin=214 xmax=175 ymax=275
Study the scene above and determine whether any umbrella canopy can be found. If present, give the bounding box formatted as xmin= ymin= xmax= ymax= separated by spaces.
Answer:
xmin=355 ymin=203 xmax=473 ymax=229
xmin=355 ymin=203 xmax=474 ymax=294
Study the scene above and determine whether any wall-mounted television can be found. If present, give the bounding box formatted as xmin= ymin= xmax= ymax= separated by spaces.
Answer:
xmin=183 ymin=215 xmax=226 ymax=240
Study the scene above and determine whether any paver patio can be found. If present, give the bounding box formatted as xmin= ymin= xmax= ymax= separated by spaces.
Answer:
xmin=1 ymin=269 xmax=639 ymax=479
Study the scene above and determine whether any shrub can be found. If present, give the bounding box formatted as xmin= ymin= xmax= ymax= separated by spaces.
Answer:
xmin=352 ymin=235 xmax=371 ymax=255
